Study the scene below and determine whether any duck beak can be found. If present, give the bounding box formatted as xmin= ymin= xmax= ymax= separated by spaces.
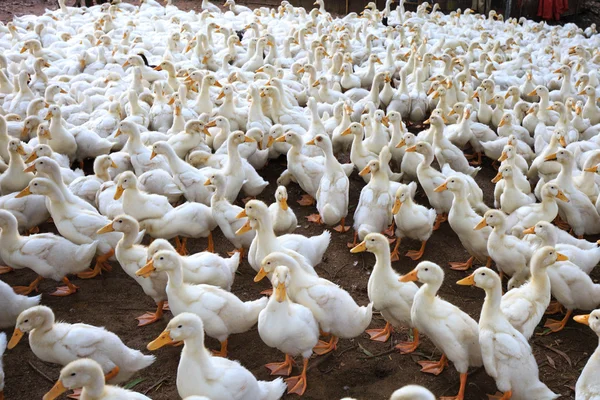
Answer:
xmin=217 ymin=91 xmax=225 ymax=100
xmin=136 ymin=260 xmax=155 ymax=278
xmin=236 ymin=210 xmax=247 ymax=219
xmin=266 ymin=136 xmax=275 ymax=148
xmin=498 ymin=118 xmax=507 ymax=127
xmin=275 ymin=283 xmax=286 ymax=302
xmin=147 ymin=329 xmax=173 ymax=350
xmin=235 ymin=220 xmax=252 ymax=235
xmin=274 ymin=135 xmax=286 ymax=144
xmin=491 ymin=171 xmax=503 ymax=183
xmin=312 ymin=80 xmax=320 ymax=87
xmin=122 ymin=60 xmax=130 ymax=67
xmin=392 ymin=197 xmax=402 ymax=214
xmin=340 ymin=127 xmax=352 ymax=136
xmin=350 ymin=240 xmax=367 ymax=253
xmin=254 ymin=266 xmax=268 ymax=282
xmin=434 ymin=182 xmax=448 ymax=192
xmin=244 ymin=136 xmax=255 ymax=143
xmin=399 ymin=269 xmax=418 ymax=282
xmin=150 ymin=151 xmax=157 ymax=159
xmin=114 ymin=185 xmax=124 ymax=200
xmin=111 ymin=161 xmax=118 ymax=169
xmin=556 ymin=252 xmax=568 ymax=261
xmin=154 ymin=65 xmax=163 ymax=71
xmin=167 ymin=97 xmax=175 ymax=105
xmin=306 ymin=138 xmax=316 ymax=145
xmin=97 ymin=222 xmax=115 ymax=234
xmin=395 ymin=139 xmax=406 ymax=148
xmin=559 ymin=137 xmax=567 ymax=147
xmin=498 ymin=151 xmax=508 ymax=162
xmin=23 ymin=164 xmax=36 ymax=173
xmin=456 ymin=273 xmax=476 ymax=285
xmin=405 ymin=145 xmax=417 ymax=152
xmin=522 ymin=226 xmax=535 ymax=235
xmin=214 ymin=81 xmax=223 ymax=88
xmin=527 ymin=89 xmax=537 ymax=96
xmin=204 ymin=178 xmax=212 ymax=186
xmin=114 ymin=129 xmax=122 ymax=137
xmin=7 ymin=327 xmax=24 ymax=349
xmin=358 ymin=165 xmax=371 ymax=176
xmin=574 ymin=314 xmax=590 ymax=325
xmin=279 ymin=198 xmax=288 ymax=211
xmin=584 ymin=166 xmax=599 ymax=173
xmin=556 ymin=190 xmax=569 ymax=202
xmin=545 ymin=153 xmax=558 ymax=161
xmin=15 ymin=186 xmax=32 ymax=198
xmin=16 ymin=145 xmax=27 ymax=156
xmin=25 ymin=151 xmax=37 ymax=164
xmin=42 ymin=380 xmax=67 ymax=400
xmin=20 ymin=46 xmax=27 ymax=54
xmin=473 ymin=217 xmax=487 ymax=230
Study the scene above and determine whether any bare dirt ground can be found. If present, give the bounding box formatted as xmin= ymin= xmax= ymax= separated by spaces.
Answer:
xmin=1 ymin=1 xmax=599 ymax=399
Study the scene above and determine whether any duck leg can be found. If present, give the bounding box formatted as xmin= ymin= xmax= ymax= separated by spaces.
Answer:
xmin=265 ymin=354 xmax=294 ymax=376
xmin=543 ymin=309 xmax=573 ymax=333
xmin=306 ymin=213 xmax=323 ymax=224
xmin=553 ymin=216 xmax=570 ymax=231
xmin=211 ymin=339 xmax=228 ymax=357
xmin=405 ymin=240 xmax=427 ymax=260
xmin=313 ymin=335 xmax=338 ymax=355
xmin=78 ymin=249 xmax=114 ymax=279
xmin=486 ymin=257 xmax=492 ymax=268
xmin=13 ymin=275 xmax=44 ymax=295
xmin=227 ymin=248 xmax=245 ymax=258
xmin=432 ymin=213 xmax=447 ymax=230
xmin=175 ymin=237 xmax=188 ymax=256
xmin=418 ymin=354 xmax=448 ymax=375
xmin=0 ymin=266 xmax=14 ymax=274
xmin=487 ymin=391 xmax=512 ymax=400
xmin=395 ymin=328 xmax=419 ymax=354
xmin=50 ymin=277 xmax=79 ymax=296
xmin=365 ymin=321 xmax=392 ymax=342
xmin=383 ymin=221 xmax=395 ymax=237
xmin=441 ymin=372 xmax=467 ymax=400
xmin=297 ymin=195 xmax=315 ymax=206
xmin=390 ymin=238 xmax=402 ymax=262
xmin=334 ymin=217 xmax=351 ymax=232
xmin=27 ymin=226 xmax=40 ymax=235
xmin=347 ymin=231 xmax=358 ymax=248
xmin=136 ymin=300 xmax=165 ymax=327
xmin=449 ymin=256 xmax=474 ymax=271
xmin=545 ymin=301 xmax=565 ymax=315
xmin=469 ymin=152 xmax=482 ymax=166
xmin=206 ymin=232 xmax=215 ymax=253
xmin=286 ymin=358 xmax=309 ymax=396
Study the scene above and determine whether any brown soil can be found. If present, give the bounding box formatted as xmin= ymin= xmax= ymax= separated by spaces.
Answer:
xmin=1 ymin=2 xmax=598 ymax=400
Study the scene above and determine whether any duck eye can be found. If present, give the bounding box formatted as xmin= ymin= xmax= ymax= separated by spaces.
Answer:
xmin=424 ymin=268 xmax=428 ymax=271
xmin=160 ymin=257 xmax=164 ymax=260
xmin=481 ymin=272 xmax=486 ymax=276
xmin=24 ymin=319 xmax=29 ymax=323
xmin=71 ymin=373 xmax=76 ymax=377
xmin=178 ymin=325 xmax=182 ymax=328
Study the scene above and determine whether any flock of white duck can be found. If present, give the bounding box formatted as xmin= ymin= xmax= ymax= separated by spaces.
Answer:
xmin=1 ymin=0 xmax=600 ymax=398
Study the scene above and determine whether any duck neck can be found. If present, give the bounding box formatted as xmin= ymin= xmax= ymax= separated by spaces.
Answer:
xmin=166 ymin=264 xmax=184 ymax=289
xmin=421 ymin=279 xmax=441 ymax=299
xmin=82 ymin=374 xmax=106 ymax=399
xmin=0 ymin=219 xmax=20 ymax=246
xmin=116 ymin=222 xmax=138 ymax=246
xmin=480 ymin=284 xmax=503 ymax=327
xmin=224 ymin=140 xmax=242 ymax=173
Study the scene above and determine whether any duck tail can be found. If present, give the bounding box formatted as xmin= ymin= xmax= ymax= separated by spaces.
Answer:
xmin=355 ymin=302 xmax=374 ymax=333
xmin=123 ymin=349 xmax=155 ymax=374
xmin=321 ymin=205 xmax=342 ymax=226
xmin=311 ymin=230 xmax=331 ymax=261
xmin=243 ymin=296 xmax=268 ymax=327
xmin=258 ymin=377 xmax=286 ymax=400
xmin=77 ymin=241 xmax=98 ymax=263
xmin=524 ymin=382 xmax=559 ymax=400
xmin=0 ymin=331 xmax=6 ymax=356
xmin=227 ymin=251 xmax=241 ymax=277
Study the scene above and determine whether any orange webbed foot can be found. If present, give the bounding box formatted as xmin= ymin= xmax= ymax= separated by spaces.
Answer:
xmin=305 ymin=214 xmax=323 ymax=224
xmin=365 ymin=322 xmax=392 ymax=342
xmin=297 ymin=195 xmax=315 ymax=206
xmin=265 ymin=355 xmax=294 ymax=376
xmin=313 ymin=336 xmax=338 ymax=355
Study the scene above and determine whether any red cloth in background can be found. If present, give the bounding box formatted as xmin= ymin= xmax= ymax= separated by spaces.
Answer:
xmin=538 ymin=0 xmax=568 ymax=20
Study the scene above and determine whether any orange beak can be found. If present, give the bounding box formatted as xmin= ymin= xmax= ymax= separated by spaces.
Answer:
xmin=399 ymin=269 xmax=418 ymax=282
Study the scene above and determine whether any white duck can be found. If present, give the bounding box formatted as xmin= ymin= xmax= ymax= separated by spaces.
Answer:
xmin=457 ymin=268 xmax=559 ymax=400
xmin=147 ymin=312 xmax=286 ymax=400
